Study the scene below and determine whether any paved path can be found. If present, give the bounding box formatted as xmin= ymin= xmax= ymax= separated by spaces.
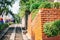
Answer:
xmin=15 ymin=27 xmax=23 ymax=40
xmin=0 ymin=27 xmax=23 ymax=40
xmin=0 ymin=27 xmax=14 ymax=40
xmin=0 ymin=23 xmax=31 ymax=40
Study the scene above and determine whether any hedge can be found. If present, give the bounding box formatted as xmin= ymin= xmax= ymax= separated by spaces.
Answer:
xmin=0 ymin=23 xmax=9 ymax=30
xmin=38 ymin=2 xmax=60 ymax=9
xmin=30 ymin=2 xmax=60 ymax=11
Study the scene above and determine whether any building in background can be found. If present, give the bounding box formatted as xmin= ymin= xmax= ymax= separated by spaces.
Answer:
xmin=0 ymin=14 xmax=14 ymax=23
xmin=0 ymin=16 xmax=3 ymax=24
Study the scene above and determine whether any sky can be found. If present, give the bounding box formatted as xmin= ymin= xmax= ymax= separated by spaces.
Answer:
xmin=8 ymin=0 xmax=20 ymax=19
xmin=11 ymin=0 xmax=20 ymax=14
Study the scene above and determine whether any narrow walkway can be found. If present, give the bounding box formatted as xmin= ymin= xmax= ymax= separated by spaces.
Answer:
xmin=0 ymin=23 xmax=31 ymax=40
xmin=9 ymin=24 xmax=31 ymax=40
xmin=0 ymin=27 xmax=14 ymax=40
xmin=15 ymin=27 xmax=23 ymax=40
xmin=0 ymin=27 xmax=23 ymax=40
xmin=10 ymin=27 xmax=16 ymax=40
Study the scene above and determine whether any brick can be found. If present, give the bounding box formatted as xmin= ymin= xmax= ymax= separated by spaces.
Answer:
xmin=28 ymin=9 xmax=60 ymax=40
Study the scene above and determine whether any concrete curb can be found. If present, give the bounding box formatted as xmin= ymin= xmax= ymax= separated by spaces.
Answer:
xmin=0 ymin=27 xmax=9 ymax=39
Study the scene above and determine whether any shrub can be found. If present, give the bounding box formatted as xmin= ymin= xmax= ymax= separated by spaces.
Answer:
xmin=43 ymin=20 xmax=60 ymax=37
xmin=4 ymin=23 xmax=9 ymax=27
xmin=30 ymin=2 xmax=41 ymax=11
xmin=53 ymin=20 xmax=60 ymax=34
xmin=39 ymin=2 xmax=52 ymax=8
xmin=8 ymin=22 xmax=14 ymax=25
xmin=53 ymin=2 xmax=60 ymax=8
xmin=0 ymin=23 xmax=9 ymax=30
xmin=38 ymin=2 xmax=60 ymax=9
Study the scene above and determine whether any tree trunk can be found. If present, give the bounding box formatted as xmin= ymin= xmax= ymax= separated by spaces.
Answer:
xmin=25 ymin=10 xmax=30 ymax=30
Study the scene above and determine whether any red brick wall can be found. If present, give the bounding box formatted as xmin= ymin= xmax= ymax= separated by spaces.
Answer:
xmin=43 ymin=35 xmax=60 ymax=40
xmin=27 ymin=9 xmax=60 ymax=40
xmin=40 ymin=9 xmax=60 ymax=39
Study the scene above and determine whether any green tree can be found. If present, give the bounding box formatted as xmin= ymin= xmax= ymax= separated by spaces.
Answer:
xmin=0 ymin=0 xmax=15 ymax=16
xmin=20 ymin=0 xmax=49 ymax=16
xmin=19 ymin=0 xmax=49 ymax=29
xmin=0 ymin=0 xmax=16 ymax=23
